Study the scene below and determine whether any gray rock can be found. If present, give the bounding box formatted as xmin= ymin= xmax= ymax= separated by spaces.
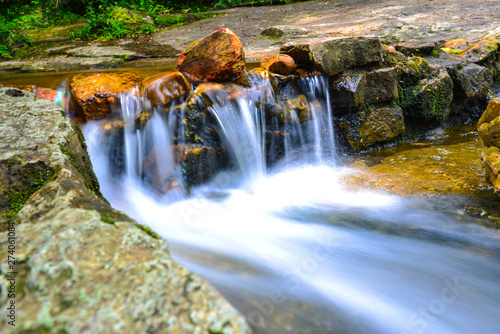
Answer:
xmin=340 ymin=106 xmax=405 ymax=151
xmin=330 ymin=67 xmax=398 ymax=114
xmin=65 ymin=46 xmax=137 ymax=58
xmin=280 ymin=37 xmax=383 ymax=76
xmin=0 ymin=87 xmax=251 ymax=334
xmin=260 ymin=26 xmax=309 ymax=39
xmin=450 ymin=63 xmax=493 ymax=98
xmin=0 ymin=57 xmax=124 ymax=74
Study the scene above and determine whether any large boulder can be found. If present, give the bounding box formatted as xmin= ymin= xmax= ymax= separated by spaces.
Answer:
xmin=143 ymin=71 xmax=192 ymax=108
xmin=280 ymin=37 xmax=383 ymax=75
xmin=177 ymin=27 xmax=245 ymax=82
xmin=70 ymin=71 xmax=143 ymax=121
xmin=0 ymin=87 xmax=251 ymax=333
xmin=478 ymin=98 xmax=500 ymax=194
xmin=340 ymin=106 xmax=405 ymax=151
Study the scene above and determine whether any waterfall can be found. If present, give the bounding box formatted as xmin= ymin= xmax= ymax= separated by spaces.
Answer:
xmin=80 ymin=70 xmax=500 ymax=334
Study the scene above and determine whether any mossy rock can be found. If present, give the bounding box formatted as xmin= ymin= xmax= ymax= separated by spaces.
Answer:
xmin=400 ymin=68 xmax=453 ymax=121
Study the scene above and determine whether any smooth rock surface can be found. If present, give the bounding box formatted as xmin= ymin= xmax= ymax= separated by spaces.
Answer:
xmin=177 ymin=27 xmax=245 ymax=82
xmin=143 ymin=71 xmax=191 ymax=107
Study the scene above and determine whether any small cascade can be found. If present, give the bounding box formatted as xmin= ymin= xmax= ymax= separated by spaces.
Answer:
xmin=77 ymin=69 xmax=500 ymax=334
xmin=83 ymin=70 xmax=338 ymax=196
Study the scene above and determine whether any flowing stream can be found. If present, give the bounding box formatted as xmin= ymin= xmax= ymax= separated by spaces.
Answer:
xmin=29 ymin=69 xmax=500 ymax=333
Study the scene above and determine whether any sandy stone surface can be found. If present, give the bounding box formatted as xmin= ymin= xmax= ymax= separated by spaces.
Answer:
xmin=1 ymin=0 xmax=500 ymax=71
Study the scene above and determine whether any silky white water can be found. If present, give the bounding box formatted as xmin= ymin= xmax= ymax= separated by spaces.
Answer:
xmin=82 ymin=74 xmax=500 ymax=334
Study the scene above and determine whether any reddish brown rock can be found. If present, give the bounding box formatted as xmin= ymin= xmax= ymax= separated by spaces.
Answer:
xmin=260 ymin=54 xmax=296 ymax=75
xmin=70 ymin=71 xmax=143 ymax=121
xmin=177 ymin=27 xmax=245 ymax=82
xmin=143 ymin=71 xmax=191 ymax=107
xmin=7 ymin=84 xmax=57 ymax=101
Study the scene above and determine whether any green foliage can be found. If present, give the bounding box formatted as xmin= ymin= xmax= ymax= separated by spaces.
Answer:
xmin=214 ymin=0 xmax=287 ymax=10
xmin=0 ymin=14 xmax=31 ymax=58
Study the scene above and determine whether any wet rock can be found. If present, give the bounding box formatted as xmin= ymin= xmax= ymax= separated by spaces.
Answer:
xmin=330 ymin=73 xmax=365 ymax=113
xmin=330 ymin=67 xmax=398 ymax=115
xmin=65 ymin=45 xmax=137 ymax=58
xmin=246 ymin=67 xmax=293 ymax=96
xmin=174 ymin=144 xmax=222 ymax=187
xmin=400 ymin=67 xmax=453 ymax=121
xmin=478 ymin=98 xmax=500 ymax=195
xmin=0 ymin=86 xmax=251 ymax=334
xmin=280 ymin=37 xmax=383 ymax=76
xmin=177 ymin=27 xmax=245 ymax=82
xmin=143 ymin=71 xmax=191 ymax=108
xmin=449 ymin=63 xmax=493 ymax=98
xmin=459 ymin=38 xmax=499 ymax=63
xmin=260 ymin=54 xmax=296 ymax=75
xmin=265 ymin=130 xmax=288 ymax=165
xmin=70 ymin=71 xmax=143 ymax=120
xmin=477 ymin=97 xmax=500 ymax=147
xmin=481 ymin=146 xmax=500 ymax=193
xmin=272 ymin=95 xmax=311 ymax=124
xmin=340 ymin=106 xmax=405 ymax=151
xmin=0 ymin=57 xmax=124 ymax=74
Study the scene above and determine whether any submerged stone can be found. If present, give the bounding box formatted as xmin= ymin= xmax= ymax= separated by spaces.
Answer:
xmin=340 ymin=106 xmax=405 ymax=151
xmin=70 ymin=71 xmax=143 ymax=120
xmin=143 ymin=71 xmax=191 ymax=107
xmin=177 ymin=27 xmax=245 ymax=82
xmin=280 ymin=37 xmax=383 ymax=75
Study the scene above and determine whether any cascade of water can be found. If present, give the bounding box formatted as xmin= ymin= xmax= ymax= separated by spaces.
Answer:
xmin=203 ymin=85 xmax=266 ymax=187
xmin=80 ymin=71 xmax=500 ymax=334
xmin=298 ymin=75 xmax=336 ymax=163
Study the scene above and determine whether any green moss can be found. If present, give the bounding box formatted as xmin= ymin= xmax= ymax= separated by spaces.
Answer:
xmin=3 ymin=164 xmax=58 ymax=225
xmin=430 ymin=47 xmax=441 ymax=58
xmin=59 ymin=144 xmax=101 ymax=197
xmin=100 ymin=213 xmax=115 ymax=224
xmin=135 ymin=223 xmax=160 ymax=239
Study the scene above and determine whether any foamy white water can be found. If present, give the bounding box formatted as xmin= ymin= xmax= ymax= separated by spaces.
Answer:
xmin=82 ymin=73 xmax=500 ymax=334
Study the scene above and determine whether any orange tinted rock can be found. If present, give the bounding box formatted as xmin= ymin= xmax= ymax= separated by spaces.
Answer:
xmin=6 ymin=84 xmax=58 ymax=101
xmin=143 ymin=71 xmax=191 ymax=107
xmin=440 ymin=38 xmax=469 ymax=52
xmin=260 ymin=54 xmax=296 ymax=75
xmin=70 ymin=71 xmax=143 ymax=121
xmin=459 ymin=38 xmax=499 ymax=63
xmin=177 ymin=27 xmax=245 ymax=82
